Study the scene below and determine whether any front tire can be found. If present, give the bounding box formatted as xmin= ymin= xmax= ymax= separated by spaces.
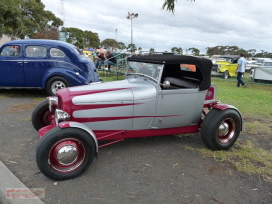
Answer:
xmin=32 ymin=99 xmax=51 ymax=131
xmin=222 ymin=70 xmax=229 ymax=79
xmin=201 ymin=108 xmax=242 ymax=150
xmin=36 ymin=127 xmax=96 ymax=180
xmin=46 ymin=76 xmax=70 ymax=96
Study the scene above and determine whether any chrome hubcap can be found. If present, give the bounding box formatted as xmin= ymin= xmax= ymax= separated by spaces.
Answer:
xmin=217 ymin=118 xmax=236 ymax=144
xmin=51 ymin=81 xmax=66 ymax=94
xmin=49 ymin=138 xmax=86 ymax=173
xmin=219 ymin=122 xmax=229 ymax=137
xmin=56 ymin=145 xmax=78 ymax=165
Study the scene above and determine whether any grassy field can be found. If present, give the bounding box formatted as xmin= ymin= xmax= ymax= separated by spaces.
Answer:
xmin=212 ymin=73 xmax=272 ymax=121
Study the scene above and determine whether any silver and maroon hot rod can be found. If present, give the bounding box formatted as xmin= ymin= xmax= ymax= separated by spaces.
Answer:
xmin=32 ymin=54 xmax=242 ymax=180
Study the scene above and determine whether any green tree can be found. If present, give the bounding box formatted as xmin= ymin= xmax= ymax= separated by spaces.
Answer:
xmin=66 ymin=27 xmax=84 ymax=48
xmin=83 ymin=31 xmax=100 ymax=48
xmin=4 ymin=0 xmax=63 ymax=39
xmin=117 ymin=42 xmax=126 ymax=50
xmin=247 ymin=49 xmax=256 ymax=57
xmin=0 ymin=0 xmax=22 ymax=37
xmin=101 ymin=38 xmax=118 ymax=51
xmin=127 ymin=44 xmax=137 ymax=52
xmin=162 ymin=0 xmax=195 ymax=13
xmin=138 ymin=47 xmax=142 ymax=51
xmin=149 ymin=48 xmax=155 ymax=53
xmin=171 ymin=47 xmax=183 ymax=54
xmin=188 ymin=47 xmax=200 ymax=56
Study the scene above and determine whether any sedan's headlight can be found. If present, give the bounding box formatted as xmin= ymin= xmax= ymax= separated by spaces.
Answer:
xmin=55 ymin=109 xmax=70 ymax=125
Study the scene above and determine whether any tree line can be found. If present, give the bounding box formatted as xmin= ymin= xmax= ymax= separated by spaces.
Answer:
xmin=1 ymin=0 xmax=271 ymax=58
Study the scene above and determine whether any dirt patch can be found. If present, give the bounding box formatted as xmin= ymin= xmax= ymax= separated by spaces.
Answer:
xmin=6 ymin=99 xmax=43 ymax=113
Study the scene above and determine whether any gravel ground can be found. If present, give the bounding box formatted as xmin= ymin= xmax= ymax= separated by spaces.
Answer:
xmin=0 ymin=89 xmax=271 ymax=204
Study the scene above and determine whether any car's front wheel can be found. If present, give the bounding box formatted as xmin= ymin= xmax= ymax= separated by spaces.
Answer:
xmin=36 ymin=127 xmax=96 ymax=180
xmin=222 ymin=70 xmax=229 ymax=79
xmin=201 ymin=108 xmax=241 ymax=150
xmin=32 ymin=99 xmax=51 ymax=131
xmin=46 ymin=76 xmax=70 ymax=96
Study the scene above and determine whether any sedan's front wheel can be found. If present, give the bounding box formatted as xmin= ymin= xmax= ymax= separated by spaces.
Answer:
xmin=36 ymin=127 xmax=96 ymax=180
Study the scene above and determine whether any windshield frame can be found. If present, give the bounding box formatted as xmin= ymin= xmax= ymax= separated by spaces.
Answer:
xmin=126 ymin=61 xmax=163 ymax=83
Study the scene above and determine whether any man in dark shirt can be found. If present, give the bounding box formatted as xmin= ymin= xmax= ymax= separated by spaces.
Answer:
xmin=95 ymin=52 xmax=105 ymax=69
xmin=105 ymin=51 xmax=117 ymax=71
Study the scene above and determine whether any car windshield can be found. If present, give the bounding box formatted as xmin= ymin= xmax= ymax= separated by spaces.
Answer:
xmin=127 ymin=61 xmax=163 ymax=81
xmin=222 ymin=58 xmax=233 ymax=63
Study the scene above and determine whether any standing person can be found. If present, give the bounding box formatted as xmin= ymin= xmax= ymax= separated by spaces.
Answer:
xmin=236 ymin=53 xmax=247 ymax=88
xmin=105 ymin=51 xmax=117 ymax=71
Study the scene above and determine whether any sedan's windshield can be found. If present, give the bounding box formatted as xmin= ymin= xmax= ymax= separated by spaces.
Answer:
xmin=127 ymin=61 xmax=163 ymax=81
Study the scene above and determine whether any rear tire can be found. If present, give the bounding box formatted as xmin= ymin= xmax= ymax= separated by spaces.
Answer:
xmin=201 ymin=108 xmax=241 ymax=150
xmin=46 ymin=76 xmax=70 ymax=96
xmin=36 ymin=127 xmax=95 ymax=180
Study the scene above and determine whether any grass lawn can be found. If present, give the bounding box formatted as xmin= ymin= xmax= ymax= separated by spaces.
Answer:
xmin=212 ymin=73 xmax=272 ymax=122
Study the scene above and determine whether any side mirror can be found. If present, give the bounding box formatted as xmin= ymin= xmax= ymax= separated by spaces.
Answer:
xmin=162 ymin=80 xmax=171 ymax=88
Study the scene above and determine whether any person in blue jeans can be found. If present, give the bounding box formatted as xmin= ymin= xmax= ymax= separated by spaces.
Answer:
xmin=105 ymin=51 xmax=117 ymax=71
xmin=236 ymin=53 xmax=247 ymax=87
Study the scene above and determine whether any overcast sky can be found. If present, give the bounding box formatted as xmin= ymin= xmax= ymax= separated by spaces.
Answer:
xmin=43 ymin=0 xmax=272 ymax=54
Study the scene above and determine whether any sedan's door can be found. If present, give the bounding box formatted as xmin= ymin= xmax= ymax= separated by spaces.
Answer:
xmin=23 ymin=45 xmax=49 ymax=87
xmin=0 ymin=44 xmax=25 ymax=86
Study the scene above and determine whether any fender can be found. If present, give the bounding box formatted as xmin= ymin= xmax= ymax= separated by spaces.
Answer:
xmin=41 ymin=68 xmax=89 ymax=88
xmin=212 ymin=103 xmax=243 ymax=130
xmin=58 ymin=121 xmax=99 ymax=153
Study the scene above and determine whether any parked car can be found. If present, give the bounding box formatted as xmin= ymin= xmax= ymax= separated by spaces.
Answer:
xmin=245 ymin=60 xmax=259 ymax=72
xmin=211 ymin=55 xmax=239 ymax=79
xmin=32 ymin=54 xmax=242 ymax=180
xmin=250 ymin=60 xmax=272 ymax=82
xmin=0 ymin=39 xmax=101 ymax=95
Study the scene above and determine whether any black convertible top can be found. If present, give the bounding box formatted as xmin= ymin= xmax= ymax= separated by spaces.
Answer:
xmin=127 ymin=55 xmax=213 ymax=91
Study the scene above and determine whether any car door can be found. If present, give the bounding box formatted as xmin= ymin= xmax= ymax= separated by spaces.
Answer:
xmin=151 ymin=88 xmax=200 ymax=129
xmin=0 ymin=44 xmax=25 ymax=86
xmin=23 ymin=45 xmax=49 ymax=87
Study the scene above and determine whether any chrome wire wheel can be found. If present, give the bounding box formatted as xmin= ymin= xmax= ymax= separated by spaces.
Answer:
xmin=217 ymin=118 xmax=236 ymax=144
xmin=48 ymin=138 xmax=86 ymax=173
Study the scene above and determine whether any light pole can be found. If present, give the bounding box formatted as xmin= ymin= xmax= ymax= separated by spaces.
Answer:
xmin=126 ymin=12 xmax=138 ymax=47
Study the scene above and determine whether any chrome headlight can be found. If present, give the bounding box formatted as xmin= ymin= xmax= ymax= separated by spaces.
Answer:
xmin=55 ymin=109 xmax=70 ymax=125
xmin=48 ymin=97 xmax=58 ymax=113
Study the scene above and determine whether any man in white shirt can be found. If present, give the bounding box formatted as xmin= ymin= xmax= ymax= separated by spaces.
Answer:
xmin=236 ymin=53 xmax=247 ymax=87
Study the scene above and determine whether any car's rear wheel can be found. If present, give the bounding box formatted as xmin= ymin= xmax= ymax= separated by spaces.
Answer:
xmin=36 ymin=127 xmax=95 ymax=180
xmin=201 ymin=108 xmax=241 ymax=150
xmin=46 ymin=76 xmax=70 ymax=96
xmin=32 ymin=99 xmax=51 ymax=131
xmin=222 ymin=70 xmax=229 ymax=79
